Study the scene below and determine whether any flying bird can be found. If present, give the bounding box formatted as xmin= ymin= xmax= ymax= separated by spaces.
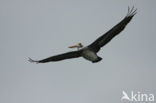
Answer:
xmin=29 ymin=7 xmax=137 ymax=63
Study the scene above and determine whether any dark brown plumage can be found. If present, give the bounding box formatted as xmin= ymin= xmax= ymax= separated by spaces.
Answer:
xmin=29 ymin=50 xmax=82 ymax=63
xmin=89 ymin=6 xmax=137 ymax=52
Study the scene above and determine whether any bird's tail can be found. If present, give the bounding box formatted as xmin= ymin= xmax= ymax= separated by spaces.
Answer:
xmin=92 ymin=56 xmax=102 ymax=63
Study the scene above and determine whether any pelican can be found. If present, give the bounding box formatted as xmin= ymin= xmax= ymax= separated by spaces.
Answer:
xmin=29 ymin=7 xmax=137 ymax=63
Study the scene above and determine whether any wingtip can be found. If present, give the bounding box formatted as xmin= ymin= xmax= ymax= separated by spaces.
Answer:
xmin=28 ymin=57 xmax=39 ymax=64
xmin=126 ymin=6 xmax=137 ymax=17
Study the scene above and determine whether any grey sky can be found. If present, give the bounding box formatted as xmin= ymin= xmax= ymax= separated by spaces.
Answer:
xmin=0 ymin=0 xmax=156 ymax=103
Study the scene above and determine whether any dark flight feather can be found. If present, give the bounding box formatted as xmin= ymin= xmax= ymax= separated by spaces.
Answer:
xmin=89 ymin=6 xmax=137 ymax=52
xmin=29 ymin=50 xmax=82 ymax=63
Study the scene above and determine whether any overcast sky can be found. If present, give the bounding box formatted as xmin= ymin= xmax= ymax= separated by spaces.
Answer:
xmin=0 ymin=0 xmax=156 ymax=103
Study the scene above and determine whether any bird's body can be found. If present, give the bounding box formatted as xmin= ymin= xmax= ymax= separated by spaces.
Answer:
xmin=81 ymin=47 xmax=102 ymax=63
xmin=29 ymin=7 xmax=137 ymax=63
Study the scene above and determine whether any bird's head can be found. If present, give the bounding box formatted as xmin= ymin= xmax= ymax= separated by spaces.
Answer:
xmin=68 ymin=43 xmax=83 ymax=50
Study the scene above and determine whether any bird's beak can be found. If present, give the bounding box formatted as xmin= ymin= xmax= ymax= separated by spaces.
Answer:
xmin=68 ymin=44 xmax=80 ymax=48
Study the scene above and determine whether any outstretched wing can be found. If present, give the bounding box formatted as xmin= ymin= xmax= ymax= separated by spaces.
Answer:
xmin=29 ymin=50 xmax=82 ymax=63
xmin=89 ymin=6 xmax=137 ymax=52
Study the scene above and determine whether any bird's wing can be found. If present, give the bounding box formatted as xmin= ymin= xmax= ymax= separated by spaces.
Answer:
xmin=89 ymin=6 xmax=137 ymax=52
xmin=29 ymin=50 xmax=82 ymax=63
